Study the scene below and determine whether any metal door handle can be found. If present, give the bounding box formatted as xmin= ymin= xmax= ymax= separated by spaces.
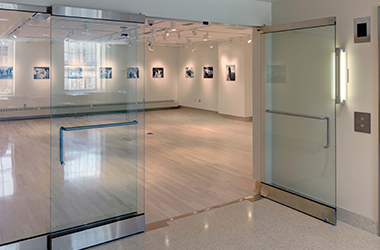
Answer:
xmin=59 ymin=120 xmax=138 ymax=166
xmin=265 ymin=110 xmax=330 ymax=149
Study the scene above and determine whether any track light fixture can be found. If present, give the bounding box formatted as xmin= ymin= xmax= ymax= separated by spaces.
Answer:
xmin=149 ymin=45 xmax=154 ymax=52
xmin=203 ymin=32 xmax=208 ymax=41
xmin=192 ymin=30 xmax=197 ymax=36
xmin=247 ymin=35 xmax=252 ymax=44
xmin=163 ymin=34 xmax=167 ymax=41
xmin=165 ymin=28 xmax=170 ymax=37
xmin=171 ymin=22 xmax=176 ymax=31
xmin=192 ymin=46 xmax=196 ymax=53
xmin=84 ymin=23 xmax=90 ymax=31
xmin=229 ymin=38 xmax=233 ymax=44
xmin=209 ymin=42 xmax=213 ymax=49
xmin=177 ymin=32 xmax=181 ymax=40
xmin=149 ymin=29 xmax=157 ymax=42
xmin=32 ymin=14 xmax=41 ymax=23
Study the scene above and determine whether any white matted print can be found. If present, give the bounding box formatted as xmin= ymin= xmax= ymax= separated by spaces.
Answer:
xmin=226 ymin=65 xmax=236 ymax=81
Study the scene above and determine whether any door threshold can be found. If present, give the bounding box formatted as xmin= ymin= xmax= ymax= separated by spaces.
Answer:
xmin=260 ymin=183 xmax=336 ymax=225
xmin=145 ymin=193 xmax=262 ymax=232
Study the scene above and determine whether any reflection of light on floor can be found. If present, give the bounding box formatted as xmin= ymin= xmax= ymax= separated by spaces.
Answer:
xmin=64 ymin=130 xmax=102 ymax=181
xmin=0 ymin=142 xmax=14 ymax=197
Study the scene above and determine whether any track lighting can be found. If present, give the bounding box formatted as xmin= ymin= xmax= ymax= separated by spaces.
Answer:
xmin=165 ymin=28 xmax=170 ymax=37
xmin=192 ymin=46 xmax=196 ymax=53
xmin=84 ymin=23 xmax=89 ymax=31
xmin=192 ymin=30 xmax=197 ymax=36
xmin=163 ymin=34 xmax=167 ymax=41
xmin=177 ymin=32 xmax=181 ymax=40
xmin=171 ymin=22 xmax=176 ymax=31
xmin=247 ymin=35 xmax=252 ymax=44
xmin=203 ymin=33 xmax=208 ymax=42
xmin=149 ymin=45 xmax=154 ymax=52
xmin=149 ymin=29 xmax=157 ymax=42
xmin=209 ymin=42 xmax=213 ymax=49
xmin=12 ymin=33 xmax=17 ymax=39
xmin=229 ymin=38 xmax=233 ymax=44
xmin=32 ymin=14 xmax=41 ymax=23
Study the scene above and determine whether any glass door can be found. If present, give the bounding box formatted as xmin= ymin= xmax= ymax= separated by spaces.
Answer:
xmin=50 ymin=9 xmax=145 ymax=249
xmin=261 ymin=19 xmax=337 ymax=224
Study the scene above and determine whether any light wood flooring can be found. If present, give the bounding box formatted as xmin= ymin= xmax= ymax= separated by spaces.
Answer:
xmin=145 ymin=107 xmax=254 ymax=223
xmin=0 ymin=107 xmax=254 ymax=244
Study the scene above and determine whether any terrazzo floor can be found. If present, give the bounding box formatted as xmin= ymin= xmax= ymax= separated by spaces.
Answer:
xmin=90 ymin=198 xmax=380 ymax=250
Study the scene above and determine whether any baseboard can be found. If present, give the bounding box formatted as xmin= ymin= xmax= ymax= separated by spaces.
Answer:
xmin=179 ymin=106 xmax=253 ymax=122
xmin=337 ymin=207 xmax=379 ymax=235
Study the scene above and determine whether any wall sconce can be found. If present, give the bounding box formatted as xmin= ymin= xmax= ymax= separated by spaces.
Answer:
xmin=335 ymin=48 xmax=348 ymax=104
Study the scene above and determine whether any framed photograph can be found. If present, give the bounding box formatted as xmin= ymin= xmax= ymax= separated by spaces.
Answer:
xmin=99 ymin=67 xmax=112 ymax=79
xmin=0 ymin=66 xmax=13 ymax=80
xmin=185 ymin=67 xmax=194 ymax=78
xmin=127 ymin=67 xmax=140 ymax=79
xmin=266 ymin=65 xmax=286 ymax=84
xmin=226 ymin=65 xmax=236 ymax=81
xmin=34 ymin=67 xmax=49 ymax=79
xmin=68 ymin=67 xmax=83 ymax=79
xmin=153 ymin=68 xmax=164 ymax=78
xmin=203 ymin=67 xmax=213 ymax=79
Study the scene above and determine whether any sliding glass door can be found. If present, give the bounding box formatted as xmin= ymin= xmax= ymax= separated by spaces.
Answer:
xmin=261 ymin=19 xmax=337 ymax=224
xmin=49 ymin=8 xmax=145 ymax=249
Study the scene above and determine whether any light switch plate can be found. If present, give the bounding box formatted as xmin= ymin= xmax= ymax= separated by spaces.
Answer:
xmin=354 ymin=112 xmax=371 ymax=134
xmin=354 ymin=17 xmax=371 ymax=43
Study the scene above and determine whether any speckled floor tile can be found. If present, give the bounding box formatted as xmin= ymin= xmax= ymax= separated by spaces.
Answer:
xmin=90 ymin=199 xmax=380 ymax=250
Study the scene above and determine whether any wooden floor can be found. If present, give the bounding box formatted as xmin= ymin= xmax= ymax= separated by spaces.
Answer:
xmin=145 ymin=107 xmax=254 ymax=223
xmin=0 ymin=107 xmax=254 ymax=244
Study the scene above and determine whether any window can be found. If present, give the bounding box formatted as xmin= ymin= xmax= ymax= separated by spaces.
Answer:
xmin=0 ymin=41 xmax=14 ymax=95
xmin=64 ymin=41 xmax=104 ymax=92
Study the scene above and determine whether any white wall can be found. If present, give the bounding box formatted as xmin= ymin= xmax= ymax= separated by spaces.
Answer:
xmin=145 ymin=46 xmax=178 ymax=102
xmin=218 ymin=40 xmax=253 ymax=118
xmin=177 ymin=43 xmax=219 ymax=111
xmin=271 ymin=0 xmax=379 ymax=222
xmin=4 ymin=0 xmax=271 ymax=26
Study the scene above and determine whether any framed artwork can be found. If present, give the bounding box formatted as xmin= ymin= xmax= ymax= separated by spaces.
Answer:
xmin=226 ymin=65 xmax=236 ymax=81
xmin=127 ymin=67 xmax=140 ymax=79
xmin=67 ymin=67 xmax=83 ymax=79
xmin=203 ymin=67 xmax=213 ymax=79
xmin=99 ymin=67 xmax=112 ymax=79
xmin=185 ymin=67 xmax=194 ymax=78
xmin=34 ymin=67 xmax=49 ymax=80
xmin=0 ymin=66 xmax=13 ymax=80
xmin=266 ymin=65 xmax=286 ymax=83
xmin=153 ymin=68 xmax=164 ymax=78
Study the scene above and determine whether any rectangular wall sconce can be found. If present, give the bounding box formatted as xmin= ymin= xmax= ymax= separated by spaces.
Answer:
xmin=335 ymin=48 xmax=348 ymax=104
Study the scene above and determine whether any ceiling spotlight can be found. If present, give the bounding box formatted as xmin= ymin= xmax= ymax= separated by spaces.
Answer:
xmin=203 ymin=33 xmax=208 ymax=42
xmin=165 ymin=28 xmax=170 ymax=37
xmin=149 ymin=29 xmax=157 ymax=42
xmin=84 ymin=23 xmax=89 ymax=31
xmin=209 ymin=42 xmax=213 ymax=49
xmin=229 ymin=38 xmax=233 ymax=44
xmin=149 ymin=45 xmax=154 ymax=52
xmin=247 ymin=35 xmax=252 ymax=44
xmin=192 ymin=30 xmax=197 ymax=36
xmin=163 ymin=34 xmax=167 ymax=41
xmin=171 ymin=22 xmax=176 ymax=31
xmin=177 ymin=32 xmax=181 ymax=40
xmin=12 ymin=33 xmax=17 ymax=39
xmin=107 ymin=43 xmax=111 ymax=48
xmin=192 ymin=46 xmax=196 ymax=53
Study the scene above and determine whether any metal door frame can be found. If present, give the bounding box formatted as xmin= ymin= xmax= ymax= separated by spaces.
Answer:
xmin=257 ymin=17 xmax=337 ymax=225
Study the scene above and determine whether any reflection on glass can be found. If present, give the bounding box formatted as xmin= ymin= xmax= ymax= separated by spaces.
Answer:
xmin=0 ymin=140 xmax=14 ymax=198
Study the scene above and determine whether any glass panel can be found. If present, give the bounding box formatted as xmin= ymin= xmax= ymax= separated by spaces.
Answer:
xmin=0 ymin=10 xmax=51 ymax=244
xmin=50 ymin=16 xmax=145 ymax=232
xmin=264 ymin=25 xmax=336 ymax=207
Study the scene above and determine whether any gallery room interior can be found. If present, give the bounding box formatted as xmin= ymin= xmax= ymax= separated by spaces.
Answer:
xmin=0 ymin=7 xmax=254 ymax=248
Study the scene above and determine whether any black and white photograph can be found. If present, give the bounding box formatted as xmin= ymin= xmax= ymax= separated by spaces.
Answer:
xmin=266 ymin=65 xmax=286 ymax=83
xmin=127 ymin=67 xmax=140 ymax=79
xmin=153 ymin=68 xmax=164 ymax=78
xmin=99 ymin=67 xmax=112 ymax=79
xmin=203 ymin=67 xmax=213 ymax=79
xmin=185 ymin=67 xmax=194 ymax=78
xmin=0 ymin=66 xmax=13 ymax=80
xmin=226 ymin=65 xmax=236 ymax=81
xmin=68 ymin=67 xmax=83 ymax=79
xmin=33 ymin=67 xmax=49 ymax=80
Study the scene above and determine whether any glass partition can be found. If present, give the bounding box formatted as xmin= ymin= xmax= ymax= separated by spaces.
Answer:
xmin=264 ymin=25 xmax=336 ymax=208
xmin=0 ymin=10 xmax=51 ymax=245
xmin=50 ymin=16 xmax=145 ymax=232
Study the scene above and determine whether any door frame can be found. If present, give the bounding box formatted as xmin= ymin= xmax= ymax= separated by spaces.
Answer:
xmin=252 ymin=17 xmax=337 ymax=224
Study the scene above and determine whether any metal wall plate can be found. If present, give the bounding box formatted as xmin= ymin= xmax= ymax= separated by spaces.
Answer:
xmin=354 ymin=112 xmax=371 ymax=134
xmin=51 ymin=6 xmax=145 ymax=23
xmin=354 ymin=17 xmax=371 ymax=43
xmin=0 ymin=235 xmax=47 ymax=250
xmin=50 ymin=214 xmax=145 ymax=250
xmin=260 ymin=183 xmax=336 ymax=225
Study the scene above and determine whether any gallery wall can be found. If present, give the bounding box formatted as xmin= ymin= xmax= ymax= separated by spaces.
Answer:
xmin=271 ymin=0 xmax=379 ymax=232
xmin=177 ymin=43 xmax=219 ymax=112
